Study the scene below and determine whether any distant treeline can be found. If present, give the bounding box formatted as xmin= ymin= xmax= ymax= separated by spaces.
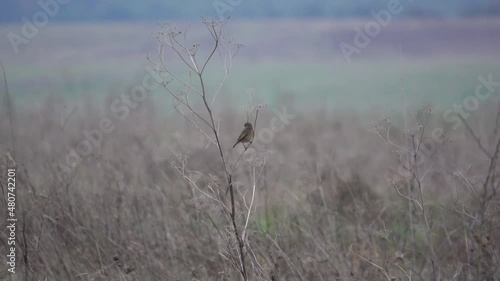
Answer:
xmin=1 ymin=0 xmax=499 ymax=22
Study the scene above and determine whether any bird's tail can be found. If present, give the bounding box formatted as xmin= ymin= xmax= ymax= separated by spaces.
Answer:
xmin=232 ymin=142 xmax=238 ymax=148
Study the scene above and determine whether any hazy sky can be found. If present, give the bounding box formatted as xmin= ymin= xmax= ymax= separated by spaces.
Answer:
xmin=1 ymin=0 xmax=498 ymax=22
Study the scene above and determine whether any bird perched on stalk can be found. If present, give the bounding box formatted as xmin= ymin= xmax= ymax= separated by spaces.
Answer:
xmin=233 ymin=122 xmax=254 ymax=148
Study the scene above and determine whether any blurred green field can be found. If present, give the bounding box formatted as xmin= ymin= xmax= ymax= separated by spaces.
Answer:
xmin=1 ymin=19 xmax=499 ymax=113
xmin=4 ymin=59 xmax=500 ymax=117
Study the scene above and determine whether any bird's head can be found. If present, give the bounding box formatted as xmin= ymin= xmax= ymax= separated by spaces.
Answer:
xmin=244 ymin=122 xmax=252 ymax=128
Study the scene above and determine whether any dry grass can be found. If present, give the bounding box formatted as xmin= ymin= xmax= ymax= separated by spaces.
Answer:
xmin=0 ymin=89 xmax=499 ymax=280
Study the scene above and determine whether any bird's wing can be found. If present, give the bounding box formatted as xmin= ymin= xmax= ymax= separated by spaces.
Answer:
xmin=236 ymin=129 xmax=249 ymax=142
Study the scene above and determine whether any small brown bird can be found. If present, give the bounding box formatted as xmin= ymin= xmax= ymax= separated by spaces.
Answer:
xmin=233 ymin=122 xmax=254 ymax=148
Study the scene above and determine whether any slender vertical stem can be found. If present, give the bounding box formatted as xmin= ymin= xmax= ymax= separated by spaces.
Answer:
xmin=1 ymin=61 xmax=16 ymax=159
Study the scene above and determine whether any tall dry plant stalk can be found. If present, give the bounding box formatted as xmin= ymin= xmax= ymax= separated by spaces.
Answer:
xmin=376 ymin=103 xmax=500 ymax=280
xmin=371 ymin=54 xmax=499 ymax=280
xmin=1 ymin=61 xmax=16 ymax=159
xmin=148 ymin=18 xmax=264 ymax=280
